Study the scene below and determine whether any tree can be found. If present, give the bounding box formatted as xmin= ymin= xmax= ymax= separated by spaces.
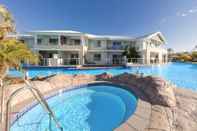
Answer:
xmin=122 ymin=46 xmax=140 ymax=62
xmin=177 ymin=53 xmax=192 ymax=62
xmin=0 ymin=5 xmax=38 ymax=122
xmin=0 ymin=5 xmax=14 ymax=40
xmin=191 ymin=51 xmax=197 ymax=61
xmin=167 ymin=48 xmax=174 ymax=54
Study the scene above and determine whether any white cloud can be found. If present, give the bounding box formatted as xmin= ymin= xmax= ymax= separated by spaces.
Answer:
xmin=181 ymin=13 xmax=187 ymax=17
xmin=160 ymin=18 xmax=167 ymax=23
xmin=176 ymin=12 xmax=181 ymax=16
xmin=188 ymin=9 xmax=197 ymax=13
xmin=177 ymin=8 xmax=197 ymax=17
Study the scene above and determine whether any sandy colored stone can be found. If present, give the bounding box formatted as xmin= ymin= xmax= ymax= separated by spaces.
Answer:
xmin=149 ymin=105 xmax=171 ymax=131
xmin=108 ymin=73 xmax=176 ymax=107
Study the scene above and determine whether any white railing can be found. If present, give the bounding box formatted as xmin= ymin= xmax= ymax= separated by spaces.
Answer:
xmin=126 ymin=58 xmax=145 ymax=65
xmin=39 ymin=58 xmax=147 ymax=66
xmin=34 ymin=44 xmax=81 ymax=50
xmin=84 ymin=57 xmax=125 ymax=65
xmin=40 ymin=58 xmax=80 ymax=66
xmin=84 ymin=57 xmax=145 ymax=66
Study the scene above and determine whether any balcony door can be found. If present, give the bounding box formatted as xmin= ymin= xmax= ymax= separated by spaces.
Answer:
xmin=70 ymin=53 xmax=79 ymax=65
xmin=112 ymin=54 xmax=122 ymax=65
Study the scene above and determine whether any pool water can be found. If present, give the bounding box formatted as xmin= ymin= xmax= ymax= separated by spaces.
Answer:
xmin=9 ymin=62 xmax=197 ymax=90
xmin=11 ymin=84 xmax=137 ymax=131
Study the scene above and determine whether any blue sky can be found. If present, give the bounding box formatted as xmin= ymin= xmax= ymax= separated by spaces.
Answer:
xmin=1 ymin=0 xmax=197 ymax=51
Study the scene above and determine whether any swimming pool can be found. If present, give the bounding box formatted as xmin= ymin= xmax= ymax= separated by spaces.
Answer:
xmin=9 ymin=62 xmax=197 ymax=91
xmin=11 ymin=84 xmax=137 ymax=131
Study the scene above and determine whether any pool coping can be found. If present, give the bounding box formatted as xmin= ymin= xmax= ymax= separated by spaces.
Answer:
xmin=115 ymin=99 xmax=151 ymax=131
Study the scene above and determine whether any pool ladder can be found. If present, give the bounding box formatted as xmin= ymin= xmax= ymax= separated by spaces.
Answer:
xmin=5 ymin=80 xmax=63 ymax=131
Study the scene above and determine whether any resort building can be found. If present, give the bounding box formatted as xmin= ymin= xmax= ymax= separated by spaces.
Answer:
xmin=15 ymin=30 xmax=168 ymax=66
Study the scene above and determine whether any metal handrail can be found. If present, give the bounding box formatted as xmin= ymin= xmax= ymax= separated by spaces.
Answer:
xmin=5 ymin=80 xmax=63 ymax=131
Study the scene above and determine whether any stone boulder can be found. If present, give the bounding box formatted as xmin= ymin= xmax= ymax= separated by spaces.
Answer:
xmin=96 ymin=72 xmax=113 ymax=80
xmin=110 ymin=73 xmax=176 ymax=107
xmin=46 ymin=74 xmax=96 ymax=89
xmin=141 ymin=76 xmax=176 ymax=107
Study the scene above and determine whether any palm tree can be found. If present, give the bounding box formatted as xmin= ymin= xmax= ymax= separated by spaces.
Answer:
xmin=0 ymin=5 xmax=14 ymax=40
xmin=0 ymin=5 xmax=38 ymax=123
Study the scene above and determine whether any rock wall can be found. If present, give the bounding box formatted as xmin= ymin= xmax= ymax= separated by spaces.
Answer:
xmin=97 ymin=73 xmax=177 ymax=107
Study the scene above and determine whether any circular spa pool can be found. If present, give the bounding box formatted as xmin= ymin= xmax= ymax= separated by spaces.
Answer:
xmin=11 ymin=84 xmax=137 ymax=131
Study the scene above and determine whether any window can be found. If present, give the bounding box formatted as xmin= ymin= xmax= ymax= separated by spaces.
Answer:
xmin=19 ymin=39 xmax=25 ymax=43
xmin=61 ymin=36 xmax=67 ymax=45
xmin=96 ymin=41 xmax=101 ymax=47
xmin=70 ymin=53 xmax=79 ymax=65
xmin=37 ymin=38 xmax=42 ymax=44
xmin=112 ymin=41 xmax=121 ymax=49
xmin=113 ymin=41 xmax=121 ymax=46
xmin=74 ymin=39 xmax=80 ymax=45
xmin=49 ymin=38 xmax=58 ymax=45
xmin=94 ymin=54 xmax=101 ymax=61
xmin=71 ymin=53 xmax=79 ymax=58
xmin=130 ymin=41 xmax=136 ymax=47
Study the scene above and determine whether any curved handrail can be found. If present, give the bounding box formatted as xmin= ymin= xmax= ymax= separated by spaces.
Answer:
xmin=5 ymin=80 xmax=63 ymax=131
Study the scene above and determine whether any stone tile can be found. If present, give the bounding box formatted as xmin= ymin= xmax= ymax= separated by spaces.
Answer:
xmin=137 ymin=99 xmax=151 ymax=109
xmin=115 ymin=123 xmax=137 ymax=131
xmin=134 ymin=100 xmax=151 ymax=120
xmin=149 ymin=105 xmax=170 ymax=131
xmin=127 ymin=114 xmax=149 ymax=130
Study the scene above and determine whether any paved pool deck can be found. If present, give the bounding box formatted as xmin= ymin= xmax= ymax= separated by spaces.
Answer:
xmin=115 ymin=99 xmax=151 ymax=131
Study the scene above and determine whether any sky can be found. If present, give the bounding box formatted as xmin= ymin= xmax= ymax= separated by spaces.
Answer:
xmin=0 ymin=0 xmax=197 ymax=52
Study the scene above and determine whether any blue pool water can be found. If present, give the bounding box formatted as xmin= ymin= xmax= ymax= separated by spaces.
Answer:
xmin=11 ymin=84 xmax=137 ymax=131
xmin=9 ymin=62 xmax=197 ymax=90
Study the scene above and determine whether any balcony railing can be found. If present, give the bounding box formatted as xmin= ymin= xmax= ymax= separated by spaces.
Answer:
xmin=40 ymin=58 xmax=80 ymax=66
xmin=34 ymin=44 xmax=81 ymax=50
xmin=126 ymin=58 xmax=145 ymax=65
xmin=106 ymin=46 xmax=124 ymax=50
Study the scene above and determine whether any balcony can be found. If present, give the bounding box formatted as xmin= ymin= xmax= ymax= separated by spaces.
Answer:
xmin=106 ymin=41 xmax=125 ymax=50
xmin=107 ymin=45 xmax=124 ymax=50
xmin=34 ymin=42 xmax=81 ymax=51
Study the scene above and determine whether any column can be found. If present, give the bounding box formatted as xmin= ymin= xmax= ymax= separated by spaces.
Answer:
xmin=34 ymin=35 xmax=37 ymax=49
xmin=80 ymin=36 xmax=85 ymax=65
xmin=146 ymin=50 xmax=150 ymax=65
xmin=159 ymin=52 xmax=163 ymax=64
xmin=58 ymin=35 xmax=61 ymax=46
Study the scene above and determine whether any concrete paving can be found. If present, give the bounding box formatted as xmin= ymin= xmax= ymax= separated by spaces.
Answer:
xmin=115 ymin=99 xmax=151 ymax=131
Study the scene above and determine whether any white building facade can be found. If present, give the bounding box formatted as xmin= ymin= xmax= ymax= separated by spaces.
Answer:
xmin=16 ymin=30 xmax=168 ymax=66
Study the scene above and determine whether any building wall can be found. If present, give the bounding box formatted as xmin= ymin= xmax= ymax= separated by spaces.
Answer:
xmin=19 ymin=32 xmax=168 ymax=66
xmin=85 ymin=52 xmax=108 ymax=65
xmin=85 ymin=51 xmax=124 ymax=65
xmin=142 ymin=39 xmax=168 ymax=64
xmin=88 ymin=39 xmax=107 ymax=50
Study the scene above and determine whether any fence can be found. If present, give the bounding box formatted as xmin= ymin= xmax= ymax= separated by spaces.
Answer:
xmin=126 ymin=58 xmax=145 ymax=65
xmin=39 ymin=58 xmax=145 ymax=66
xmin=40 ymin=58 xmax=80 ymax=66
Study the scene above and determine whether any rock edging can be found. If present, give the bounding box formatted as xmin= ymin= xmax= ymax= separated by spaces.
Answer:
xmin=96 ymin=72 xmax=177 ymax=107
